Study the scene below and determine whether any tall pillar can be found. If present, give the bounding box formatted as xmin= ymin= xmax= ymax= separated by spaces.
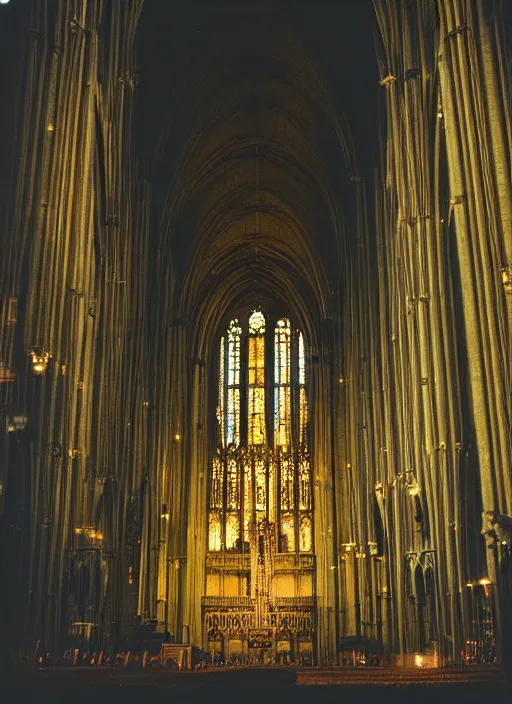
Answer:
xmin=311 ymin=337 xmax=337 ymax=663
xmin=183 ymin=359 xmax=208 ymax=645
xmin=437 ymin=0 xmax=512 ymax=668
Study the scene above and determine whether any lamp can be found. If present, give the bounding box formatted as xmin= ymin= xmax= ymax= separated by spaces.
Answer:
xmin=29 ymin=347 xmax=51 ymax=375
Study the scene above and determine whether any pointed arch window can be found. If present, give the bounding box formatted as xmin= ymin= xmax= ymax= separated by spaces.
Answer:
xmin=274 ymin=318 xmax=291 ymax=447
xmin=298 ymin=331 xmax=308 ymax=446
xmin=210 ymin=309 xmax=312 ymax=555
xmin=248 ymin=310 xmax=266 ymax=446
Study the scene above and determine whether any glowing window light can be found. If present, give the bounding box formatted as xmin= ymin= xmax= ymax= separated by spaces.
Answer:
xmin=210 ymin=455 xmax=223 ymax=509
xmin=255 ymin=456 xmax=266 ymax=512
xmin=226 ymin=319 xmax=242 ymax=446
xmin=248 ymin=310 xmax=265 ymax=446
xmin=209 ymin=308 xmax=312 ymax=557
xmin=218 ymin=336 xmax=225 ymax=446
xmin=299 ymin=457 xmax=311 ymax=510
xmin=274 ymin=319 xmax=291 ymax=447
xmin=225 ymin=513 xmax=239 ymax=550
xmin=209 ymin=512 xmax=221 ymax=551
xmin=298 ymin=331 xmax=308 ymax=446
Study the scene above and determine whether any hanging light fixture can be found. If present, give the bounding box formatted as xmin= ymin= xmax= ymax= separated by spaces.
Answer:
xmin=7 ymin=415 xmax=28 ymax=432
xmin=501 ymin=267 xmax=512 ymax=295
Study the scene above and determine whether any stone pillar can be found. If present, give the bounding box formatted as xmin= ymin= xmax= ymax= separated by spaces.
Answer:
xmin=183 ymin=359 xmax=208 ymax=646
xmin=311 ymin=337 xmax=337 ymax=663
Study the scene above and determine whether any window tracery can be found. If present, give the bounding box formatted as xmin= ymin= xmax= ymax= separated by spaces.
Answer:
xmin=225 ymin=319 xmax=242 ymax=446
xmin=248 ymin=310 xmax=266 ymax=446
xmin=274 ymin=319 xmax=291 ymax=447
xmin=209 ymin=309 xmax=312 ymax=554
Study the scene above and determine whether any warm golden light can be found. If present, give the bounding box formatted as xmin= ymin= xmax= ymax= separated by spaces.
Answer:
xmin=0 ymin=364 xmax=16 ymax=383
xmin=502 ymin=267 xmax=512 ymax=294
xmin=174 ymin=433 xmax=181 ymax=441
xmin=478 ymin=578 xmax=491 ymax=586
xmin=415 ymin=654 xmax=424 ymax=667
xmin=74 ymin=526 xmax=104 ymax=543
xmin=29 ymin=348 xmax=51 ymax=375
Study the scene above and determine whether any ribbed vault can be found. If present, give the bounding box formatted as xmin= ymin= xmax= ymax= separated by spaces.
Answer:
xmin=147 ymin=20 xmax=358 ymax=352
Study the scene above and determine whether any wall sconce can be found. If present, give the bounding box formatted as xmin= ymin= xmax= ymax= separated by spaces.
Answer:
xmin=502 ymin=267 xmax=512 ymax=295
xmin=74 ymin=526 xmax=104 ymax=543
xmin=367 ymin=541 xmax=378 ymax=556
xmin=0 ymin=364 xmax=16 ymax=383
xmin=29 ymin=347 xmax=51 ymax=375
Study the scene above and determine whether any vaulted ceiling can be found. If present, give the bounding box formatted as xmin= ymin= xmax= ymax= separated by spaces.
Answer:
xmin=135 ymin=1 xmax=381 ymax=347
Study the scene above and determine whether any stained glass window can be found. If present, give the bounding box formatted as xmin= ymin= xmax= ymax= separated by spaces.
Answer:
xmin=225 ymin=513 xmax=239 ymax=550
xmin=298 ymin=331 xmax=308 ymax=446
xmin=218 ymin=337 xmax=225 ymax=446
xmin=248 ymin=310 xmax=266 ymax=446
xmin=210 ymin=309 xmax=312 ymax=555
xmin=274 ymin=319 xmax=291 ymax=447
xmin=226 ymin=319 xmax=242 ymax=446
xmin=255 ymin=456 xmax=267 ymax=513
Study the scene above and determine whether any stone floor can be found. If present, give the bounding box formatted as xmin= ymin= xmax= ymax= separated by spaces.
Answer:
xmin=2 ymin=665 xmax=508 ymax=704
